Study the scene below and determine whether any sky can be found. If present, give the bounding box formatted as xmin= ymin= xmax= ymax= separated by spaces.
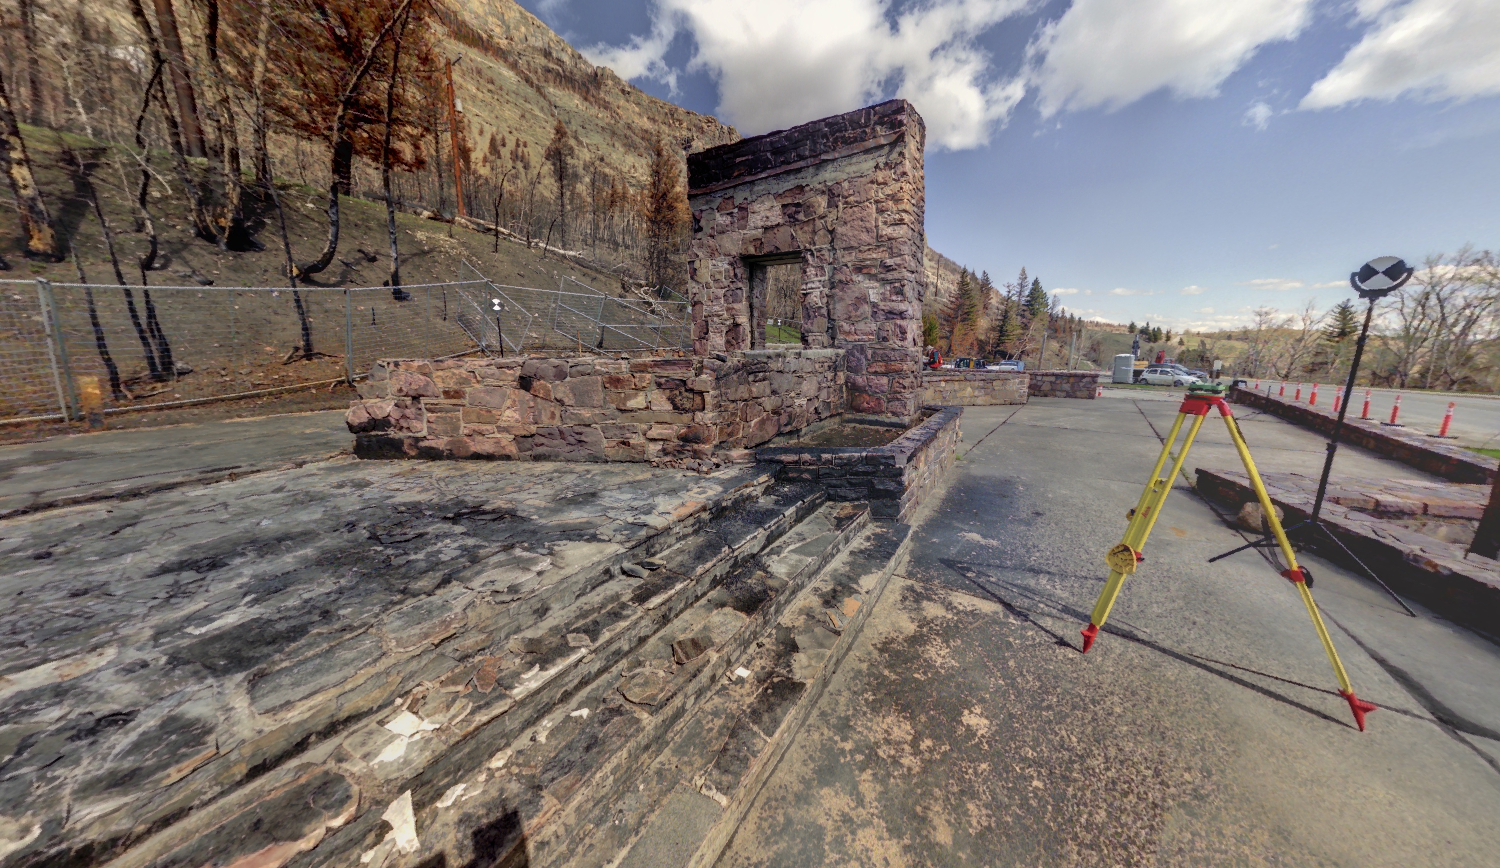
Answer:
xmin=517 ymin=0 xmax=1500 ymax=331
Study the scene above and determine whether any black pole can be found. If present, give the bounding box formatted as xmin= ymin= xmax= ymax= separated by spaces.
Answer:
xmin=1308 ymin=296 xmax=1378 ymax=523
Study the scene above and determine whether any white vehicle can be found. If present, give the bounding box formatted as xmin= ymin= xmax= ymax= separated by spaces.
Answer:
xmin=1138 ymin=366 xmax=1200 ymax=387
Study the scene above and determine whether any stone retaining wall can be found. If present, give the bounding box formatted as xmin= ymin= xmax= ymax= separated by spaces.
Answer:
xmin=918 ymin=370 xmax=1028 ymax=406
xmin=1196 ymin=467 xmax=1499 ymax=639
xmin=347 ymin=349 xmax=846 ymax=462
xmin=756 ymin=406 xmax=962 ymax=522
xmin=1029 ymin=370 xmax=1103 ymax=398
xmin=1230 ymin=388 xmax=1495 ymax=483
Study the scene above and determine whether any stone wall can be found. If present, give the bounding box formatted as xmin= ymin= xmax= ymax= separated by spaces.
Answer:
xmin=687 ymin=100 xmax=927 ymax=421
xmin=918 ymin=370 xmax=1028 ymax=406
xmin=1197 ymin=468 xmax=1499 ymax=639
xmin=1230 ymin=388 xmax=1496 ymax=483
xmin=1029 ymin=370 xmax=1103 ymax=399
xmin=347 ymin=350 xmax=846 ymax=462
xmin=756 ymin=406 xmax=962 ymax=522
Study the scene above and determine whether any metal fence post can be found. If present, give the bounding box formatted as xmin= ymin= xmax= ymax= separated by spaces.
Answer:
xmin=36 ymin=279 xmax=78 ymax=420
xmin=344 ymin=289 xmax=355 ymax=383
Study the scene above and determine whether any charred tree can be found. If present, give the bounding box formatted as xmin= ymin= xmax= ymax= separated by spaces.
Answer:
xmin=0 ymin=68 xmax=59 ymax=261
xmin=152 ymin=0 xmax=207 ymax=158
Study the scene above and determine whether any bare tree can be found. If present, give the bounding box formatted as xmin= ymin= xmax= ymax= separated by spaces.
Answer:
xmin=1268 ymin=301 xmax=1325 ymax=380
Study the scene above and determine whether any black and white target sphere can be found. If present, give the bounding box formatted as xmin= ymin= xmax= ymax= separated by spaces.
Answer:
xmin=1355 ymin=256 xmax=1410 ymax=291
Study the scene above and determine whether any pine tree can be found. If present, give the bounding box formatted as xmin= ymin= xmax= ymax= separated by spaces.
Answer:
xmin=944 ymin=269 xmax=980 ymax=354
xmin=1323 ymin=300 xmax=1358 ymax=343
xmin=1127 ymin=321 xmax=1137 ymax=335
xmin=640 ymin=137 xmax=690 ymax=290
xmin=1025 ymin=277 xmax=1048 ymax=322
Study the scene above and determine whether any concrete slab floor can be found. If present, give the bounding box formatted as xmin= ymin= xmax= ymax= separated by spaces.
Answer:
xmin=719 ymin=398 xmax=1500 ymax=867
xmin=0 ymin=457 xmax=762 ymax=864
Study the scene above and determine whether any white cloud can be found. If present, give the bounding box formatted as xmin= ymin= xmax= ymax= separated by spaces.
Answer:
xmin=587 ymin=15 xmax=681 ymax=94
xmin=585 ymin=0 xmax=1030 ymax=150
xmin=1243 ymin=101 xmax=1274 ymax=130
xmin=1052 ymin=287 xmax=1081 ymax=295
xmin=1197 ymin=307 xmax=1215 ymax=313
xmin=1302 ymin=0 xmax=1500 ymax=109
xmin=1180 ymin=285 xmax=1206 ymax=295
xmin=1109 ymin=287 xmax=1161 ymax=296
xmin=1240 ymin=277 xmax=1306 ymax=290
xmin=1030 ymin=0 xmax=1314 ymax=117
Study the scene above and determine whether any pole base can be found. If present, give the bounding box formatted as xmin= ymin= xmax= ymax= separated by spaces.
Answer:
xmin=1080 ymin=623 xmax=1099 ymax=654
xmin=1340 ymin=689 xmax=1378 ymax=732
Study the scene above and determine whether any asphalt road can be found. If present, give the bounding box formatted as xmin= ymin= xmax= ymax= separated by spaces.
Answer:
xmin=1240 ymin=380 xmax=1500 ymax=449
xmin=719 ymin=396 xmax=1500 ymax=867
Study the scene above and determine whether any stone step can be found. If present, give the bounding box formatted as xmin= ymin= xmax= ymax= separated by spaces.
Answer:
xmin=572 ymin=519 xmax=913 ymax=868
xmin=356 ymin=498 xmax=873 ymax=868
xmin=100 ymin=476 xmax=823 ymax=868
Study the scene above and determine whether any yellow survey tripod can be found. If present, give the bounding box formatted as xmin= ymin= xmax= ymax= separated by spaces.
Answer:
xmin=1079 ymin=383 xmax=1377 ymax=731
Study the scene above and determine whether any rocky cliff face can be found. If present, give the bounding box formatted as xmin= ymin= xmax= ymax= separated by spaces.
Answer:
xmin=441 ymin=0 xmax=740 ymax=182
xmin=924 ymin=245 xmax=964 ymax=316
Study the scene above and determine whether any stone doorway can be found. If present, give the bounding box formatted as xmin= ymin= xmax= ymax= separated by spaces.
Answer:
xmin=747 ymin=253 xmax=806 ymax=349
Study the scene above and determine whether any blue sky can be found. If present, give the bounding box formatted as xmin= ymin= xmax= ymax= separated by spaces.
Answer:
xmin=519 ymin=0 xmax=1500 ymax=331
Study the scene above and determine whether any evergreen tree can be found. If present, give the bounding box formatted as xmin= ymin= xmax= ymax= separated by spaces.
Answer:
xmin=944 ymin=269 xmax=981 ymax=354
xmin=1025 ymin=277 xmax=1048 ymax=322
xmin=922 ymin=313 xmax=940 ymax=348
xmin=1323 ymin=300 xmax=1359 ymax=343
xmin=1127 ymin=321 xmax=1137 ymax=335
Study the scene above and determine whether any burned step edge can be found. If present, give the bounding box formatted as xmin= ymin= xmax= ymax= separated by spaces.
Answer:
xmin=98 ymin=476 xmax=793 ymax=868
xmin=683 ymin=520 xmax=912 ymax=868
xmin=266 ymin=484 xmax=834 ymax=868
xmin=388 ymin=500 xmax=871 ymax=868
xmin=554 ymin=509 xmax=898 ymax=868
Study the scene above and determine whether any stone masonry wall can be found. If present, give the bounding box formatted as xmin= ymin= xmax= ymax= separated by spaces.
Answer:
xmin=757 ymin=406 xmax=962 ymax=523
xmin=1028 ymin=371 xmax=1103 ymax=399
xmin=918 ymin=370 xmax=1028 ymax=406
xmin=687 ymin=100 xmax=927 ymax=421
xmin=346 ymin=350 xmax=846 ymax=462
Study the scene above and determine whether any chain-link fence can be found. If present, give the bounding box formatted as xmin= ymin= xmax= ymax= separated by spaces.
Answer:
xmin=0 ymin=267 xmax=691 ymax=424
xmin=452 ymin=266 xmax=690 ymax=354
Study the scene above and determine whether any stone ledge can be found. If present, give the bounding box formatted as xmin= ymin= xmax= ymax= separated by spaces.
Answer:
xmin=1195 ymin=467 xmax=1499 ymax=640
xmin=755 ymin=406 xmax=962 ymax=522
xmin=1230 ymin=388 xmax=1495 ymax=483
xmin=1028 ymin=370 xmax=1102 ymax=399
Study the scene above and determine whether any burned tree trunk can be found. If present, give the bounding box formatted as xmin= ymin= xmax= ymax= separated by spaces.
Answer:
xmin=152 ymin=0 xmax=207 ymax=159
xmin=296 ymin=0 xmax=414 ymax=279
xmin=381 ymin=13 xmax=413 ymax=296
xmin=126 ymin=1 xmax=213 ymax=241
xmin=0 ymin=68 xmax=59 ymax=261
xmin=72 ymin=250 xmax=125 ymax=400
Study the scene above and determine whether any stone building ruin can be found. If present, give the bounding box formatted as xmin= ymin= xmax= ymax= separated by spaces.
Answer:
xmin=686 ymin=99 xmax=927 ymax=420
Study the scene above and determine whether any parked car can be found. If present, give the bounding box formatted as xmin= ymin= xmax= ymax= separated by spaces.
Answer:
xmin=1165 ymin=363 xmax=1209 ymax=380
xmin=1137 ymin=366 xmax=1200 ymax=387
xmin=990 ymin=359 xmax=1024 ymax=372
xmin=954 ymin=357 xmax=980 ymax=369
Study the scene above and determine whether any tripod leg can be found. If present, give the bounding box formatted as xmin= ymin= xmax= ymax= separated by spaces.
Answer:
xmin=1082 ymin=410 xmax=1208 ymax=652
xmin=1218 ymin=406 xmax=1378 ymax=731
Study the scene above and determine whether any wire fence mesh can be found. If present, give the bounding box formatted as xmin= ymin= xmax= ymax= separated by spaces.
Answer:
xmin=0 ymin=266 xmax=691 ymax=424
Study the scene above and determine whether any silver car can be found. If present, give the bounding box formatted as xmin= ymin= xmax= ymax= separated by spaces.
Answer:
xmin=1138 ymin=366 xmax=1200 ymax=387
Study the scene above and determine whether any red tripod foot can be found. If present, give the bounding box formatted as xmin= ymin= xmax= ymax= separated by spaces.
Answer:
xmin=1080 ymin=623 xmax=1099 ymax=654
xmin=1340 ymin=689 xmax=1378 ymax=732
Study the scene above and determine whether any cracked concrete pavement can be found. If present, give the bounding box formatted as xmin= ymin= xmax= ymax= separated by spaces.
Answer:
xmin=718 ymin=394 xmax=1500 ymax=867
